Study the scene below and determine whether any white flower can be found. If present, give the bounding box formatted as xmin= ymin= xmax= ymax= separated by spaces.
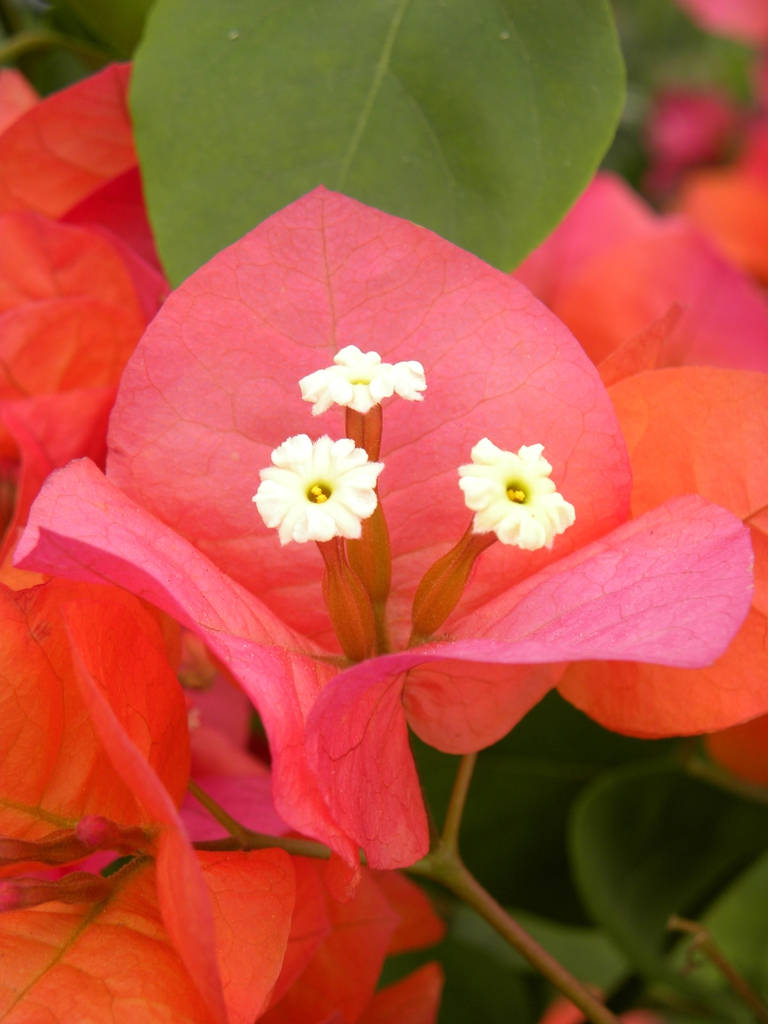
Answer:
xmin=299 ymin=345 xmax=426 ymax=415
xmin=253 ymin=434 xmax=384 ymax=545
xmin=458 ymin=439 xmax=575 ymax=550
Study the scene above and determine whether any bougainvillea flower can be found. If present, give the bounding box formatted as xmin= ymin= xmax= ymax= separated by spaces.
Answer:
xmin=558 ymin=366 xmax=768 ymax=735
xmin=0 ymin=212 xmax=162 ymax=556
xmin=260 ymin=862 xmax=440 ymax=1023
xmin=643 ymin=87 xmax=741 ymax=198
xmin=0 ymin=576 xmax=299 ymax=1022
xmin=0 ymin=63 xmax=135 ymax=221
xmin=678 ymin=121 xmax=768 ymax=284
xmin=16 ymin=188 xmax=754 ymax=870
xmin=674 ymin=0 xmax=768 ymax=41
xmin=514 ymin=172 xmax=768 ymax=373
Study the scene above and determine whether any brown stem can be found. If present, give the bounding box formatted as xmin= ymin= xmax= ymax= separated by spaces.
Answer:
xmin=669 ymin=915 xmax=768 ymax=1024
xmin=193 ymin=834 xmax=334 ymax=859
xmin=0 ymin=29 xmax=108 ymax=65
xmin=409 ymin=850 xmax=620 ymax=1024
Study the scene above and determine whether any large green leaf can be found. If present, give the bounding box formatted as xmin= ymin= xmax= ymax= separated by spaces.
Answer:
xmin=131 ymin=0 xmax=624 ymax=285
xmin=571 ymin=762 xmax=768 ymax=995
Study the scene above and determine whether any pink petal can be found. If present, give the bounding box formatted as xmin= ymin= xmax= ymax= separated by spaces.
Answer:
xmin=553 ymin=219 xmax=768 ymax=369
xmin=515 ymin=173 xmax=656 ymax=305
xmin=181 ymin=775 xmax=289 ymax=842
xmin=516 ymin=173 xmax=768 ymax=373
xmin=105 ymin=186 xmax=630 ymax=649
xmin=675 ymin=0 xmax=768 ymax=40
xmin=15 ymin=457 xmax=358 ymax=870
xmin=307 ymin=496 xmax=752 ymax=865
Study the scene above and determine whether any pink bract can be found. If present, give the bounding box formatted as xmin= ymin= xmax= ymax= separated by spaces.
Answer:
xmin=16 ymin=188 xmax=754 ymax=869
xmin=515 ymin=172 xmax=768 ymax=373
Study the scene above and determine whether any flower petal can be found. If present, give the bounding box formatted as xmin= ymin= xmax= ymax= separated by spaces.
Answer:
xmin=105 ymin=186 xmax=630 ymax=649
xmin=14 ymin=457 xmax=359 ymax=874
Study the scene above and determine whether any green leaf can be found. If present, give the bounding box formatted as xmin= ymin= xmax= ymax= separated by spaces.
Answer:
xmin=414 ymin=695 xmax=673 ymax=924
xmin=131 ymin=0 xmax=625 ymax=285
xmin=670 ymin=851 xmax=768 ymax=1006
xmin=452 ymin=903 xmax=628 ymax=990
xmin=571 ymin=762 xmax=768 ymax=989
xmin=55 ymin=0 xmax=154 ymax=56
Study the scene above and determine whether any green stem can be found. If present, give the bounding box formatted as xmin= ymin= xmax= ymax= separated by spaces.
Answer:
xmin=409 ymin=850 xmax=620 ymax=1024
xmin=191 ymin=767 xmax=617 ymax=1022
xmin=193 ymin=833 xmax=333 ymax=859
xmin=188 ymin=779 xmax=258 ymax=846
xmin=669 ymin=915 xmax=768 ymax=1024
xmin=441 ymin=752 xmax=477 ymax=855
xmin=0 ymin=29 xmax=109 ymax=65
xmin=188 ymin=779 xmax=337 ymax=860
xmin=411 ymin=753 xmax=619 ymax=1024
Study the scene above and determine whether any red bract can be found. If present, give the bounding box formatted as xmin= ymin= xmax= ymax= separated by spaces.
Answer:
xmin=0 ymin=64 xmax=136 ymax=224
xmin=706 ymin=713 xmax=768 ymax=784
xmin=0 ymin=66 xmax=166 ymax=559
xmin=0 ymin=576 xmax=299 ymax=1022
xmin=261 ymin=860 xmax=443 ymax=1024
xmin=16 ymin=188 xmax=754 ymax=869
xmin=0 ymin=578 xmax=189 ymax=840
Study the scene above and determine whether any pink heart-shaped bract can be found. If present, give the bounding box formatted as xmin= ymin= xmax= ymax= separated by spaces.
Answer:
xmin=16 ymin=188 xmax=754 ymax=869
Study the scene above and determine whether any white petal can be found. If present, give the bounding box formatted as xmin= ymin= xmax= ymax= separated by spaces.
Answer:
xmin=253 ymin=433 xmax=384 ymax=544
xmin=458 ymin=440 xmax=575 ymax=550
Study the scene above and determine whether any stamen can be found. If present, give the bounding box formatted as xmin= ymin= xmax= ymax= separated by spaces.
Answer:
xmin=307 ymin=483 xmax=331 ymax=503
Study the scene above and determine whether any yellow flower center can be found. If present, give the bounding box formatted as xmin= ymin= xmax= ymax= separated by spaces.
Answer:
xmin=506 ymin=484 xmax=527 ymax=503
xmin=308 ymin=483 xmax=331 ymax=504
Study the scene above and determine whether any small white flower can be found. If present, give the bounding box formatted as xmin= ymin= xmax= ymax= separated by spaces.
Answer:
xmin=253 ymin=434 xmax=384 ymax=545
xmin=458 ymin=439 xmax=575 ymax=550
xmin=299 ymin=345 xmax=426 ymax=415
